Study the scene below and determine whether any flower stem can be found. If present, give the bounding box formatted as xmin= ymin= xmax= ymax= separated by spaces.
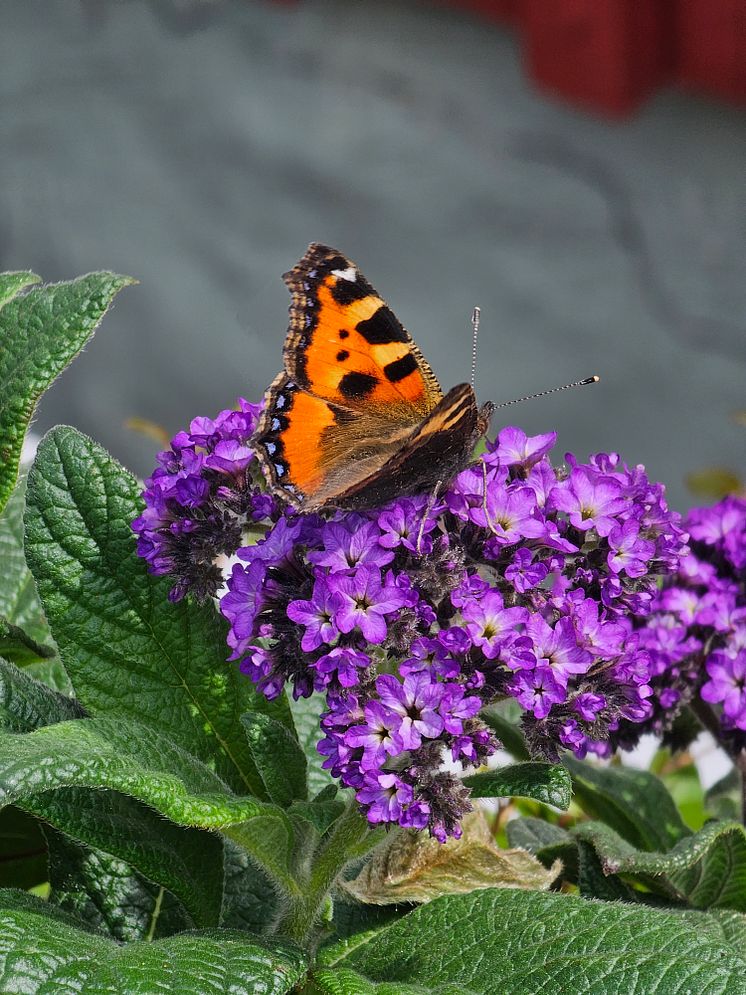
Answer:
xmin=276 ymin=798 xmax=378 ymax=948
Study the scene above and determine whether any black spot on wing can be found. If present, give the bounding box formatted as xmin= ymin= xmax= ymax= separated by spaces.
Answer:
xmin=339 ymin=329 xmax=349 ymax=340
xmin=356 ymin=305 xmax=408 ymax=345
xmin=383 ymin=353 xmax=418 ymax=383
xmin=336 ymin=349 xmax=350 ymax=362
xmin=331 ymin=275 xmax=374 ymax=305
xmin=339 ymin=371 xmax=378 ymax=399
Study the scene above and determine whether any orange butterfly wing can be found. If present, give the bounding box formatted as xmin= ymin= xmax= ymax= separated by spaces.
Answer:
xmin=253 ymin=244 xmax=488 ymax=510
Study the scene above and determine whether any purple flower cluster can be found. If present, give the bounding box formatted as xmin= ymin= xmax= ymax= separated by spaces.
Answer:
xmin=614 ymin=496 xmax=746 ymax=753
xmin=131 ymin=400 xmax=275 ymax=602
xmin=205 ymin=422 xmax=684 ymax=837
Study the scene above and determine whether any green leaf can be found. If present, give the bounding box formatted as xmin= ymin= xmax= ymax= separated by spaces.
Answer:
xmin=0 ymin=476 xmax=53 ymax=648
xmin=0 ymin=271 xmax=133 ymax=515
xmin=0 ymin=716 xmax=299 ymax=897
xmin=0 ymin=656 xmax=83 ymax=732
xmin=480 ymin=701 xmax=530 ymax=760
xmin=318 ymin=888 xmax=746 ymax=993
xmin=45 ymin=825 xmax=191 ymax=941
xmin=571 ymin=818 xmax=746 ymax=911
xmin=575 ymin=839 xmax=639 ymax=903
xmin=505 ymin=817 xmax=578 ymax=881
xmin=221 ymin=837 xmax=278 ymax=933
xmin=311 ymin=969 xmax=474 ymax=994
xmin=290 ymin=692 xmax=335 ymax=796
xmin=0 ymin=888 xmax=308 ymax=994
xmin=1 ymin=658 xmax=225 ymax=927
xmin=242 ymin=710 xmax=308 ymax=806
xmin=0 ymin=806 xmax=47 ymax=890
xmin=463 ymin=762 xmax=572 ymax=809
xmin=24 ymin=426 xmax=286 ymax=797
xmin=706 ymin=769 xmax=740 ymax=823
xmin=564 ymin=756 xmax=689 ymax=850
xmin=0 ymin=618 xmax=55 ymax=666
xmin=26 ymin=788 xmax=224 ymax=929
xmin=0 ymin=271 xmax=41 ymax=308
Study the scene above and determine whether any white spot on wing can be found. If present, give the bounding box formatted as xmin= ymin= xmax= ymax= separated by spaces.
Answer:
xmin=331 ymin=266 xmax=356 ymax=282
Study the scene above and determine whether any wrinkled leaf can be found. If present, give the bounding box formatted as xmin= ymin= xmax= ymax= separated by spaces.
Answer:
xmin=290 ymin=692 xmax=334 ymax=796
xmin=464 ymin=761 xmax=571 ymax=809
xmin=0 ymin=806 xmax=47 ymax=890
xmin=0 ymin=656 xmax=83 ymax=732
xmin=572 ymin=818 xmax=746 ymax=911
xmin=318 ymin=888 xmax=746 ymax=993
xmin=0 ymin=271 xmax=133 ymax=514
xmin=342 ymin=811 xmax=558 ymax=905
xmin=221 ymin=837 xmax=278 ymax=933
xmin=565 ymin=756 xmax=689 ymax=850
xmin=0 ymin=717 xmax=298 ymax=897
xmin=24 ymin=426 xmax=288 ymax=797
xmin=0 ymin=618 xmax=55 ymax=666
xmin=242 ymin=710 xmax=308 ymax=807
xmin=0 ymin=888 xmax=308 ymax=994
xmin=0 ymin=476 xmax=53 ymax=648
xmin=45 ymin=826 xmax=191 ymax=941
xmin=506 ymin=817 xmax=578 ymax=882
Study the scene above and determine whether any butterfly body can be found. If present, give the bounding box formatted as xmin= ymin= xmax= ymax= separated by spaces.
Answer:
xmin=253 ymin=244 xmax=493 ymax=512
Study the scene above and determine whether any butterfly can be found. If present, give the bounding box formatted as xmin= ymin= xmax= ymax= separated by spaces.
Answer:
xmin=253 ymin=243 xmax=494 ymax=512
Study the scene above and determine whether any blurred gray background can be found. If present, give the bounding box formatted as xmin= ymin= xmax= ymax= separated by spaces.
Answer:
xmin=2 ymin=0 xmax=744 ymax=510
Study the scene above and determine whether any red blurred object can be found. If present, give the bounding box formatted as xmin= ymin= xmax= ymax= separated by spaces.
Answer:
xmin=676 ymin=0 xmax=746 ymax=103
xmin=437 ymin=0 xmax=518 ymax=22
xmin=521 ymin=0 xmax=671 ymax=116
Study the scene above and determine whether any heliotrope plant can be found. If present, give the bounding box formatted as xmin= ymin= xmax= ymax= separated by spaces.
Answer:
xmin=132 ymin=396 xmax=688 ymax=840
xmin=4 ymin=271 xmax=746 ymax=995
xmin=609 ymin=496 xmax=746 ymax=759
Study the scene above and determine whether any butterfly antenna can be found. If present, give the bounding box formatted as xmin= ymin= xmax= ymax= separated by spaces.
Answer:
xmin=493 ymin=375 xmax=600 ymax=410
xmin=470 ymin=306 xmax=480 ymax=391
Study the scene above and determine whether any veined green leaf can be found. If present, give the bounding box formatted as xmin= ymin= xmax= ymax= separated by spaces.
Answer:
xmin=464 ymin=761 xmax=571 ymax=809
xmin=0 ymin=271 xmax=133 ymax=514
xmin=0 ymin=888 xmax=308 ymax=994
xmin=318 ymin=888 xmax=746 ymax=994
xmin=24 ymin=426 xmax=287 ymax=797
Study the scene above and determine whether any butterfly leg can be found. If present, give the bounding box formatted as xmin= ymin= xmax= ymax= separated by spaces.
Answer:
xmin=481 ymin=460 xmax=498 ymax=535
xmin=416 ymin=480 xmax=443 ymax=555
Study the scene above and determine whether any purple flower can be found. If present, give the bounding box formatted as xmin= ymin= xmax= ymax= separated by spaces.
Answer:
xmin=461 ymin=591 xmax=528 ymax=659
xmin=135 ymin=395 xmax=689 ymax=839
xmin=526 ymin=616 xmax=592 ymax=686
xmin=345 ymin=700 xmax=405 ymax=770
xmin=472 ymin=487 xmax=546 ymax=545
xmin=311 ymin=647 xmax=370 ymax=691
xmin=485 ymin=426 xmax=557 ymax=470
xmin=308 ymin=520 xmax=394 ymax=572
xmin=550 ymin=467 xmax=627 ymax=536
xmin=376 ymin=673 xmax=444 ymax=748
xmin=287 ymin=579 xmax=340 ymax=652
xmin=356 ymin=772 xmax=413 ymax=824
xmin=505 ymin=548 xmax=549 ymax=593
xmin=701 ymin=650 xmax=746 ymax=730
xmin=508 ymin=667 xmax=565 ymax=719
xmin=607 ymin=520 xmax=656 ymax=578
xmin=574 ymin=692 xmax=607 ymax=722
xmin=378 ymin=497 xmax=436 ymax=553
xmin=327 ymin=567 xmax=407 ymax=644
